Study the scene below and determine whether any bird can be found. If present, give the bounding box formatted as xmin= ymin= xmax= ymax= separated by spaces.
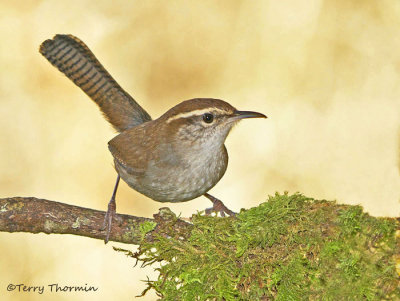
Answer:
xmin=39 ymin=34 xmax=267 ymax=243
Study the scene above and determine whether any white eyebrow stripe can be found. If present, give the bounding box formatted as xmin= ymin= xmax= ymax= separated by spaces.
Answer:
xmin=166 ymin=108 xmax=229 ymax=123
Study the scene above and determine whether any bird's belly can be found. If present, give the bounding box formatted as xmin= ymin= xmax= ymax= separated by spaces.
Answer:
xmin=115 ymin=154 xmax=227 ymax=203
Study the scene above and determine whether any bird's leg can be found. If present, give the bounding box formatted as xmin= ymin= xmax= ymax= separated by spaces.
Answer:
xmin=102 ymin=175 xmax=120 ymax=243
xmin=204 ymin=193 xmax=236 ymax=217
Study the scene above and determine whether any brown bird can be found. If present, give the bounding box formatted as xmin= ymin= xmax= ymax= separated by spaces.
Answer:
xmin=39 ymin=34 xmax=266 ymax=243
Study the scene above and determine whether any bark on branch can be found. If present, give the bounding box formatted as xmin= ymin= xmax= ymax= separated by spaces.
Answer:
xmin=0 ymin=197 xmax=191 ymax=244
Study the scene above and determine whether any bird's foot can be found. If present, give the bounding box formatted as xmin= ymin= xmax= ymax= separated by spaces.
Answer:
xmin=101 ymin=175 xmax=120 ymax=244
xmin=101 ymin=197 xmax=116 ymax=244
xmin=204 ymin=193 xmax=236 ymax=217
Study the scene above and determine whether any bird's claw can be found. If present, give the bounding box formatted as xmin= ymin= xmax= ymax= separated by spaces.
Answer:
xmin=204 ymin=193 xmax=236 ymax=217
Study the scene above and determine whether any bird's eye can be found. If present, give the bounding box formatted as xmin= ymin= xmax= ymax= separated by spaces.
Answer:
xmin=202 ymin=113 xmax=214 ymax=123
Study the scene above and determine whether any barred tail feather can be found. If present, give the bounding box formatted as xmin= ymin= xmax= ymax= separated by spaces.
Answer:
xmin=40 ymin=34 xmax=151 ymax=131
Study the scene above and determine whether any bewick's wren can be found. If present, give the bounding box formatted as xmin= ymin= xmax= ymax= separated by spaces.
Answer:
xmin=39 ymin=34 xmax=266 ymax=243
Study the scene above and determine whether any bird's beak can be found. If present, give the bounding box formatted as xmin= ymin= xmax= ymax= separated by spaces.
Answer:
xmin=231 ymin=110 xmax=267 ymax=121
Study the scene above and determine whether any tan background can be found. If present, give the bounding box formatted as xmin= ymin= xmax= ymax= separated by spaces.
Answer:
xmin=1 ymin=1 xmax=399 ymax=300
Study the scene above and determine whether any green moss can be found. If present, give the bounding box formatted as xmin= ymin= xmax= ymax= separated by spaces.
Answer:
xmin=4 ymin=200 xmax=25 ymax=211
xmin=71 ymin=216 xmax=90 ymax=229
xmin=43 ymin=219 xmax=68 ymax=232
xmin=139 ymin=221 xmax=157 ymax=240
xmin=117 ymin=192 xmax=400 ymax=300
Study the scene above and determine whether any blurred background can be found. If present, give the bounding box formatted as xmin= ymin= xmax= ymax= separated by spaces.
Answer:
xmin=0 ymin=0 xmax=399 ymax=300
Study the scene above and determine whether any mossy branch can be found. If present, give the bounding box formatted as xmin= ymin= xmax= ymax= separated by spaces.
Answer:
xmin=0 ymin=197 xmax=191 ymax=244
xmin=1 ymin=194 xmax=399 ymax=299
xmin=120 ymin=193 xmax=400 ymax=300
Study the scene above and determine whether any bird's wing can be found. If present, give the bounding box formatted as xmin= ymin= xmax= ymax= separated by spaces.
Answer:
xmin=107 ymin=124 xmax=154 ymax=176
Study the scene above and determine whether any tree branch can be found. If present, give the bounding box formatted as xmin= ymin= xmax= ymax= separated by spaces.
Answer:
xmin=0 ymin=197 xmax=191 ymax=244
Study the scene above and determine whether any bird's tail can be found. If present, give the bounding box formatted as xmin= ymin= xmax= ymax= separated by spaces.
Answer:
xmin=39 ymin=34 xmax=151 ymax=132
